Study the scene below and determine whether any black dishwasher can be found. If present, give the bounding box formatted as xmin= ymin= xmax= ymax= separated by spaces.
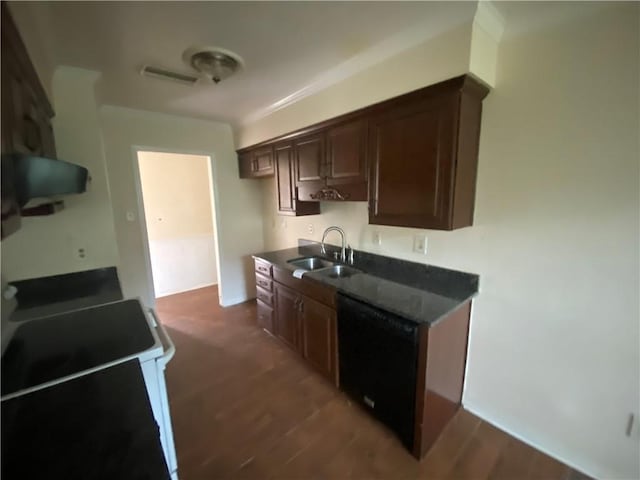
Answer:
xmin=337 ymin=293 xmax=419 ymax=449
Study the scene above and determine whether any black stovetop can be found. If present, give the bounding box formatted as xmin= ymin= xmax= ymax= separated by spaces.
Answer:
xmin=1 ymin=299 xmax=156 ymax=397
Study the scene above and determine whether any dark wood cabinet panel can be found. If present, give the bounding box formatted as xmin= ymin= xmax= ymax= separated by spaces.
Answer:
xmin=294 ymin=133 xmax=325 ymax=201
xmin=273 ymin=283 xmax=300 ymax=351
xmin=275 ymin=143 xmax=295 ymax=212
xmin=369 ymin=76 xmax=488 ymax=230
xmin=1 ymin=2 xmax=57 ymax=236
xmin=256 ymin=299 xmax=274 ymax=333
xmin=237 ymin=75 xmax=488 ymax=229
xmin=238 ymin=146 xmax=274 ymax=179
xmin=1 ymin=3 xmax=56 ymax=159
xmin=300 ymin=296 xmax=336 ymax=383
xmin=369 ymin=95 xmax=456 ymax=229
xmin=325 ymin=119 xmax=367 ymax=201
xmin=255 ymin=259 xmax=338 ymax=385
xmin=238 ymin=151 xmax=253 ymax=178
xmin=274 ymin=141 xmax=320 ymax=216
xmin=253 ymin=146 xmax=274 ymax=176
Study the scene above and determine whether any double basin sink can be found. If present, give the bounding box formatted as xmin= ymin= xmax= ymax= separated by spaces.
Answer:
xmin=287 ymin=256 xmax=361 ymax=279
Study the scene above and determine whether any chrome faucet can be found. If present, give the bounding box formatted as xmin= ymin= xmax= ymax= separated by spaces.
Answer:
xmin=321 ymin=226 xmax=346 ymax=263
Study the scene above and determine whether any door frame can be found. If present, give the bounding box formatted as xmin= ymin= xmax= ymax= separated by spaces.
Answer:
xmin=131 ymin=145 xmax=223 ymax=306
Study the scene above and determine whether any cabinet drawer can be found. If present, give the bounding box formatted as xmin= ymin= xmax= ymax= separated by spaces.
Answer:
xmin=255 ymin=259 xmax=272 ymax=277
xmin=256 ymin=285 xmax=273 ymax=306
xmin=255 ymin=272 xmax=272 ymax=291
xmin=257 ymin=299 xmax=274 ymax=333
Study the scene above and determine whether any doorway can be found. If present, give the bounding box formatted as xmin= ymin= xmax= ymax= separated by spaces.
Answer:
xmin=136 ymin=150 xmax=219 ymax=299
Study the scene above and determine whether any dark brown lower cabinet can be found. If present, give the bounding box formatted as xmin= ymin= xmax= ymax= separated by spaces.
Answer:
xmin=273 ymin=283 xmax=301 ymax=351
xmin=256 ymin=300 xmax=273 ymax=333
xmin=300 ymin=296 xmax=336 ymax=383
xmin=254 ymin=257 xmax=470 ymax=460
xmin=257 ymin=259 xmax=337 ymax=384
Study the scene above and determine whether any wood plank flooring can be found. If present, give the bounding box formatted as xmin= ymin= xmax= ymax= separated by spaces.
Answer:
xmin=157 ymin=286 xmax=590 ymax=480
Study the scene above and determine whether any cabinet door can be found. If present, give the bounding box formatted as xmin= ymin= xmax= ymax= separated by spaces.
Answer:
xmin=273 ymin=283 xmax=300 ymax=351
xmin=275 ymin=142 xmax=295 ymax=213
xmin=294 ymin=132 xmax=325 ymax=200
xmin=253 ymin=146 xmax=274 ymax=177
xmin=369 ymin=95 xmax=457 ymax=229
xmin=257 ymin=299 xmax=274 ymax=333
xmin=300 ymin=296 xmax=336 ymax=383
xmin=326 ymin=119 xmax=367 ymax=200
xmin=275 ymin=141 xmax=321 ymax=216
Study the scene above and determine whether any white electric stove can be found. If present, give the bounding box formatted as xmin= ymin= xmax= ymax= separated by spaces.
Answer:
xmin=0 ymin=298 xmax=179 ymax=479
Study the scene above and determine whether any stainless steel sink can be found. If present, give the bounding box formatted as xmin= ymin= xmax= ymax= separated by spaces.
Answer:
xmin=315 ymin=265 xmax=362 ymax=279
xmin=288 ymin=256 xmax=335 ymax=271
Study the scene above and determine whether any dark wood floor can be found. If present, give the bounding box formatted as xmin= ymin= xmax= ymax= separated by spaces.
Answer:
xmin=157 ymin=286 xmax=589 ymax=480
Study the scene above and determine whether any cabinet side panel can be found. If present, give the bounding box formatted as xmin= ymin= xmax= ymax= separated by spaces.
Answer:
xmin=452 ymin=92 xmax=483 ymax=229
xmin=426 ymin=301 xmax=471 ymax=403
xmin=414 ymin=301 xmax=471 ymax=458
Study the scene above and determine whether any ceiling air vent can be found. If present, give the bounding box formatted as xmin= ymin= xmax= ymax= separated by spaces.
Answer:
xmin=140 ymin=65 xmax=199 ymax=86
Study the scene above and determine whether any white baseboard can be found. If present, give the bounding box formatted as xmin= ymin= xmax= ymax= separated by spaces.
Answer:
xmin=462 ymin=402 xmax=596 ymax=478
xmin=219 ymin=295 xmax=251 ymax=307
xmin=156 ymin=282 xmax=217 ymax=298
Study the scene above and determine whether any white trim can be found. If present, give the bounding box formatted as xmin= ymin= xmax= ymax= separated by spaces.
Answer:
xmin=240 ymin=16 xmax=473 ymax=126
xmin=132 ymin=147 xmax=223 ymax=306
xmin=155 ymin=282 xmax=218 ymax=299
xmin=462 ymin=402 xmax=597 ymax=479
xmin=131 ymin=149 xmax=158 ymax=308
xmin=219 ymin=295 xmax=250 ymax=307
xmin=473 ymin=1 xmax=505 ymax=43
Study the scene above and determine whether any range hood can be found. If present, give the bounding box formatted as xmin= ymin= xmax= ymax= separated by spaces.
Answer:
xmin=2 ymin=153 xmax=89 ymax=207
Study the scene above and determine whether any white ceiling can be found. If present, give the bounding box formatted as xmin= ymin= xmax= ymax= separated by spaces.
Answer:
xmin=20 ymin=1 xmax=479 ymax=126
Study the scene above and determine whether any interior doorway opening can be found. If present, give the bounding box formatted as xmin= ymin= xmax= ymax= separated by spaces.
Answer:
xmin=136 ymin=150 xmax=220 ymax=300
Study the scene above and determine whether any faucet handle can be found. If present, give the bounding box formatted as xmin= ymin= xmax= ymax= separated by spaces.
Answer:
xmin=347 ymin=245 xmax=355 ymax=265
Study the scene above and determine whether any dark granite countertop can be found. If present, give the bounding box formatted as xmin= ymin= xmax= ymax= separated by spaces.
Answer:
xmin=9 ymin=267 xmax=123 ymax=322
xmin=1 ymin=360 xmax=170 ymax=480
xmin=253 ymin=240 xmax=479 ymax=326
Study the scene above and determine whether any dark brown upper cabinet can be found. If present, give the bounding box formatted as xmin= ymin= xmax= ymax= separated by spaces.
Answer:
xmin=293 ymin=132 xmax=325 ymax=198
xmin=2 ymin=2 xmax=58 ymax=236
xmin=1 ymin=3 xmax=56 ymax=160
xmin=295 ymin=118 xmax=368 ymax=202
xmin=237 ymin=74 xmax=488 ymax=229
xmin=238 ymin=145 xmax=274 ymax=178
xmin=274 ymin=141 xmax=319 ymax=216
xmin=325 ymin=118 xmax=367 ymax=200
xmin=369 ymin=76 xmax=488 ymax=230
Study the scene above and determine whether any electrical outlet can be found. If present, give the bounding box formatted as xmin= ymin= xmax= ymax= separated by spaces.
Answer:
xmin=413 ymin=234 xmax=427 ymax=254
xmin=75 ymin=247 xmax=87 ymax=260
xmin=280 ymin=218 xmax=287 ymax=229
xmin=126 ymin=211 xmax=136 ymax=222
xmin=372 ymin=231 xmax=382 ymax=245
xmin=307 ymin=224 xmax=314 ymax=235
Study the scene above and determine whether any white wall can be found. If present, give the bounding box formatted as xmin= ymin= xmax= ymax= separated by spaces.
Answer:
xmin=99 ymin=106 xmax=264 ymax=307
xmin=138 ymin=151 xmax=218 ymax=297
xmin=236 ymin=4 xmax=639 ymax=478
xmin=236 ymin=23 xmax=473 ymax=147
xmin=1 ymin=68 xmax=120 ymax=281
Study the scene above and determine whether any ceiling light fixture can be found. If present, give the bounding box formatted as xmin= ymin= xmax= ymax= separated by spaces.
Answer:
xmin=182 ymin=46 xmax=244 ymax=84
